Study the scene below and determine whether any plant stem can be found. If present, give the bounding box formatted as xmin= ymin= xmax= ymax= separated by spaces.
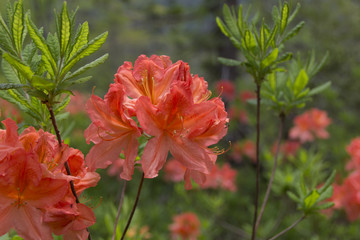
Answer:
xmin=112 ymin=180 xmax=127 ymax=240
xmin=251 ymin=83 xmax=262 ymax=240
xmin=120 ymin=173 xmax=145 ymax=240
xmin=255 ymin=113 xmax=285 ymax=230
xmin=267 ymin=215 xmax=305 ymax=240
xmin=46 ymin=104 xmax=91 ymax=240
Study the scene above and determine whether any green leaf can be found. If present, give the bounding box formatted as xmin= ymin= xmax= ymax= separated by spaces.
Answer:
xmin=293 ymin=69 xmax=308 ymax=96
xmin=229 ymin=36 xmax=242 ymax=49
xmin=1 ymin=89 xmax=41 ymax=120
xmin=66 ymin=53 xmax=108 ymax=80
xmin=216 ymin=17 xmax=230 ymax=38
xmin=304 ymin=189 xmax=320 ymax=209
xmin=69 ymin=22 xmax=89 ymax=58
xmin=47 ymin=32 xmax=60 ymax=63
xmin=288 ymin=3 xmax=301 ymax=24
xmin=0 ymin=14 xmax=11 ymax=38
xmin=244 ymin=30 xmax=256 ymax=50
xmin=12 ymin=0 xmax=24 ymax=54
xmin=223 ymin=4 xmax=241 ymax=39
xmin=262 ymin=48 xmax=279 ymax=68
xmin=308 ymin=81 xmax=331 ymax=96
xmin=3 ymin=52 xmax=34 ymax=81
xmin=318 ymin=170 xmax=336 ymax=194
xmin=280 ymin=2 xmax=289 ymax=34
xmin=316 ymin=202 xmax=334 ymax=210
xmin=273 ymin=52 xmax=292 ymax=65
xmin=31 ymin=75 xmax=55 ymax=90
xmin=218 ymin=57 xmax=242 ymax=66
xmin=282 ymin=21 xmax=305 ymax=43
xmin=265 ymin=24 xmax=278 ymax=50
xmin=236 ymin=5 xmax=243 ymax=33
xmin=1 ymin=58 xmax=21 ymax=83
xmin=54 ymin=94 xmax=71 ymax=114
xmin=61 ymin=76 xmax=92 ymax=89
xmin=25 ymin=13 xmax=57 ymax=76
xmin=60 ymin=1 xmax=70 ymax=56
xmin=61 ymin=31 xmax=107 ymax=77
xmin=260 ymin=21 xmax=265 ymax=51
xmin=0 ymin=83 xmax=26 ymax=90
xmin=287 ymin=191 xmax=301 ymax=204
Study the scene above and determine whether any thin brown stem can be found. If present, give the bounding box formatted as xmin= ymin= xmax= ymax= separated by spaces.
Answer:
xmin=120 ymin=173 xmax=145 ymax=240
xmin=255 ymin=113 xmax=285 ymax=230
xmin=251 ymin=83 xmax=262 ymax=240
xmin=46 ymin=104 xmax=91 ymax=240
xmin=267 ymin=215 xmax=305 ymax=240
xmin=112 ymin=180 xmax=127 ymax=240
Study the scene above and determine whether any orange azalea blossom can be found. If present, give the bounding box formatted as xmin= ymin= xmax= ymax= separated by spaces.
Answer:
xmin=0 ymin=118 xmax=99 ymax=240
xmin=86 ymin=55 xmax=228 ymax=185
xmin=289 ymin=108 xmax=331 ymax=143
xmin=84 ymin=83 xmax=141 ymax=180
xmin=169 ymin=212 xmax=201 ymax=240
xmin=345 ymin=137 xmax=360 ymax=170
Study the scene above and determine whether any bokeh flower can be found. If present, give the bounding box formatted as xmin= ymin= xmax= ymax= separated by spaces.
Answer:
xmin=169 ymin=212 xmax=201 ymax=240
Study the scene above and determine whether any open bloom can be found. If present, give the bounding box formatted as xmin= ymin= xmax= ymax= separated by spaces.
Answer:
xmin=86 ymin=55 xmax=228 ymax=184
xmin=289 ymin=108 xmax=331 ymax=143
xmin=0 ymin=118 xmax=99 ymax=240
xmin=85 ymin=83 xmax=141 ymax=180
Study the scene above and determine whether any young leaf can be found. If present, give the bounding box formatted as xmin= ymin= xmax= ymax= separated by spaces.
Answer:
xmin=218 ymin=57 xmax=242 ymax=66
xmin=66 ymin=53 xmax=108 ymax=80
xmin=265 ymin=24 xmax=278 ymax=50
xmin=31 ymin=75 xmax=55 ymax=90
xmin=54 ymin=94 xmax=71 ymax=114
xmin=304 ymin=189 xmax=320 ymax=209
xmin=12 ymin=0 xmax=24 ymax=54
xmin=2 ymin=52 xmax=34 ymax=81
xmin=0 ymin=83 xmax=26 ymax=90
xmin=61 ymin=76 xmax=92 ymax=89
xmin=282 ymin=21 xmax=305 ymax=43
xmin=288 ymin=3 xmax=301 ymax=24
xmin=60 ymin=1 xmax=70 ymax=57
xmin=216 ymin=17 xmax=230 ymax=37
xmin=69 ymin=21 xmax=89 ymax=58
xmin=308 ymin=81 xmax=331 ymax=96
xmin=280 ymin=2 xmax=289 ymax=34
xmin=223 ymin=4 xmax=241 ymax=40
xmin=293 ymin=69 xmax=309 ymax=96
xmin=262 ymin=48 xmax=279 ymax=68
xmin=61 ymin=31 xmax=108 ymax=77
xmin=25 ymin=13 xmax=57 ymax=76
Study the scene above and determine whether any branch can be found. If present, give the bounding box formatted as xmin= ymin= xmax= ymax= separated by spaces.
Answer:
xmin=267 ymin=215 xmax=306 ymax=240
xmin=256 ymin=113 xmax=285 ymax=230
xmin=120 ymin=173 xmax=145 ymax=240
xmin=112 ymin=180 xmax=127 ymax=240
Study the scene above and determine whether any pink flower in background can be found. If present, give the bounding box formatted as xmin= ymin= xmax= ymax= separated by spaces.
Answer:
xmin=346 ymin=138 xmax=360 ymax=170
xmin=215 ymin=80 xmax=235 ymax=100
xmin=272 ymin=140 xmax=301 ymax=157
xmin=169 ymin=212 xmax=201 ymax=240
xmin=239 ymin=90 xmax=256 ymax=104
xmin=66 ymin=91 xmax=90 ymax=115
xmin=164 ymin=159 xmax=186 ymax=182
xmin=229 ymin=140 xmax=256 ymax=163
xmin=0 ymin=99 xmax=22 ymax=122
xmin=201 ymin=163 xmax=237 ymax=192
xmin=289 ymin=108 xmax=331 ymax=143
xmin=228 ymin=106 xmax=249 ymax=124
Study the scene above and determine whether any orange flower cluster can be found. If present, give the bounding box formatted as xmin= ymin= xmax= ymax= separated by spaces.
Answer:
xmin=169 ymin=212 xmax=201 ymax=240
xmin=289 ymin=108 xmax=331 ymax=143
xmin=85 ymin=55 xmax=229 ymax=188
xmin=329 ymin=138 xmax=360 ymax=221
xmin=164 ymin=159 xmax=237 ymax=191
xmin=0 ymin=119 xmax=100 ymax=239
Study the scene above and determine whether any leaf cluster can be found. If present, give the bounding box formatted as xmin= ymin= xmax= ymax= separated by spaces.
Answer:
xmin=284 ymin=150 xmax=336 ymax=215
xmin=261 ymin=51 xmax=331 ymax=114
xmin=0 ymin=0 xmax=108 ymax=128
xmin=217 ymin=2 xmax=304 ymax=83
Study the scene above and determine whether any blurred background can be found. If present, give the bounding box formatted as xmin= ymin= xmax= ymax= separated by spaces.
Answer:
xmin=1 ymin=0 xmax=360 ymax=239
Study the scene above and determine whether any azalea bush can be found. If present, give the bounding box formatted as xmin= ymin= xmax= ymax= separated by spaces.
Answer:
xmin=0 ymin=0 xmax=359 ymax=239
